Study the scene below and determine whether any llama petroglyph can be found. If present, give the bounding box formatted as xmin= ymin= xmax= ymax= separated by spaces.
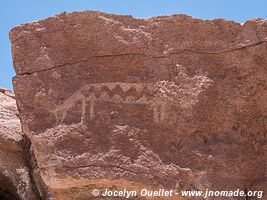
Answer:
xmin=50 ymin=82 xmax=168 ymax=125
xmin=50 ymin=72 xmax=212 ymax=126
xmin=49 ymin=65 xmax=212 ymax=126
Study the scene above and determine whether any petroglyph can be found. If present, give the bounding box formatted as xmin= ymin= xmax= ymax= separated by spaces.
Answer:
xmin=50 ymin=71 xmax=213 ymax=126
xmin=51 ymin=82 xmax=165 ymax=125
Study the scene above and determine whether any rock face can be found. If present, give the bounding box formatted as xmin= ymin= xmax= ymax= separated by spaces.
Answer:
xmin=0 ymin=89 xmax=40 ymax=200
xmin=10 ymin=11 xmax=266 ymax=199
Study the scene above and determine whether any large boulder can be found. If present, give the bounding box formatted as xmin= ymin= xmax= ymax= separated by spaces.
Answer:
xmin=0 ymin=89 xmax=40 ymax=199
xmin=10 ymin=11 xmax=266 ymax=199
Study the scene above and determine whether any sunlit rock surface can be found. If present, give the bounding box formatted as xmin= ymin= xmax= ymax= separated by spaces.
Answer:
xmin=10 ymin=11 xmax=266 ymax=199
xmin=0 ymin=89 xmax=40 ymax=200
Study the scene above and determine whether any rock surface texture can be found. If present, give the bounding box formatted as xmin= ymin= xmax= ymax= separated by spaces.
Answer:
xmin=0 ymin=89 xmax=40 ymax=200
xmin=10 ymin=11 xmax=266 ymax=199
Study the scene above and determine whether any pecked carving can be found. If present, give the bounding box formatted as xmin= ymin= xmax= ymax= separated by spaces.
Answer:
xmin=11 ymin=11 xmax=267 ymax=199
xmin=51 ymin=82 xmax=160 ymax=125
xmin=50 ymin=67 xmax=213 ymax=127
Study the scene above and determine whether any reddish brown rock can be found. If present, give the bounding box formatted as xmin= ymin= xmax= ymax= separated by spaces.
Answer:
xmin=0 ymin=89 xmax=40 ymax=200
xmin=10 ymin=11 xmax=266 ymax=199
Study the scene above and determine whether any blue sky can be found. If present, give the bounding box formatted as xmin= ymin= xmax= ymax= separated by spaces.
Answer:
xmin=1 ymin=0 xmax=266 ymax=90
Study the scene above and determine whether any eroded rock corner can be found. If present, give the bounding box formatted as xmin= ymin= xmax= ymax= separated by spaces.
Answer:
xmin=10 ymin=11 xmax=267 ymax=199
xmin=0 ymin=89 xmax=40 ymax=200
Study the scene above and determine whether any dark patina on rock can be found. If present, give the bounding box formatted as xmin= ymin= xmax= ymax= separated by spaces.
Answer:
xmin=10 ymin=11 xmax=266 ymax=199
